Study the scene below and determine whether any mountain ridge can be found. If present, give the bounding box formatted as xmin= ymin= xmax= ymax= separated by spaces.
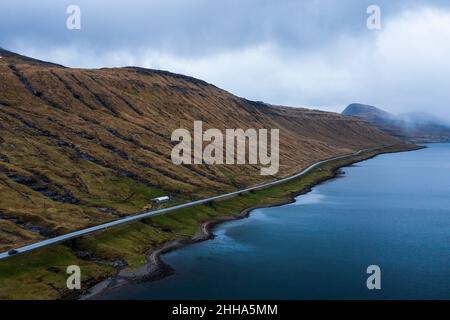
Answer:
xmin=0 ymin=50 xmax=399 ymax=250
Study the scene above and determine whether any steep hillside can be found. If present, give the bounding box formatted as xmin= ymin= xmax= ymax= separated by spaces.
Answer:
xmin=0 ymin=49 xmax=398 ymax=251
xmin=342 ymin=103 xmax=450 ymax=143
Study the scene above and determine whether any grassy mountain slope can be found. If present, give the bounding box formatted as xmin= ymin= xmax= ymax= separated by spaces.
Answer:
xmin=0 ymin=49 xmax=399 ymax=251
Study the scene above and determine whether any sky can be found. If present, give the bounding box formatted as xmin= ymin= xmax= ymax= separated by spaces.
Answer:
xmin=1 ymin=0 xmax=449 ymax=120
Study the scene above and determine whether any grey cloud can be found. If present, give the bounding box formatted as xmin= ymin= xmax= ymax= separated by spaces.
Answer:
xmin=1 ymin=0 xmax=450 ymax=120
xmin=2 ymin=0 xmax=449 ymax=56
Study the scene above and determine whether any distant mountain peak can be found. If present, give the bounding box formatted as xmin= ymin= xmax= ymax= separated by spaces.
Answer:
xmin=342 ymin=103 xmax=399 ymax=129
xmin=342 ymin=103 xmax=393 ymax=120
xmin=341 ymin=103 xmax=450 ymax=143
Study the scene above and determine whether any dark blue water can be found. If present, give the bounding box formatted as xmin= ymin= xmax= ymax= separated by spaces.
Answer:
xmin=101 ymin=144 xmax=450 ymax=299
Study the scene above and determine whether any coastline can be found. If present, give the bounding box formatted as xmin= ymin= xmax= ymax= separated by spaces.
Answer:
xmin=81 ymin=144 xmax=423 ymax=299
xmin=81 ymin=206 xmax=275 ymax=299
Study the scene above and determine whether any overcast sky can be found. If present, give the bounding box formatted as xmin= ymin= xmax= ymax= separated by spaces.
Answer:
xmin=1 ymin=0 xmax=449 ymax=120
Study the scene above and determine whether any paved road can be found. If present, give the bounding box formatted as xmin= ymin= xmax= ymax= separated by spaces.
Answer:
xmin=0 ymin=146 xmax=383 ymax=260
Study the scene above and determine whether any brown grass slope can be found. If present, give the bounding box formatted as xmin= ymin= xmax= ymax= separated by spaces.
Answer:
xmin=0 ymin=49 xmax=399 ymax=250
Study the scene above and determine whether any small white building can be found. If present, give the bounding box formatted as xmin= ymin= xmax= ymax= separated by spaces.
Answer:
xmin=152 ymin=196 xmax=170 ymax=204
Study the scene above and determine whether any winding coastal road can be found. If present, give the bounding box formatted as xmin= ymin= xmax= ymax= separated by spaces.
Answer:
xmin=0 ymin=146 xmax=384 ymax=261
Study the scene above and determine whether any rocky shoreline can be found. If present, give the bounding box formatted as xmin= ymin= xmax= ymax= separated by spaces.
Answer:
xmin=80 ymin=145 xmax=422 ymax=300
xmin=80 ymin=171 xmax=341 ymax=300
xmin=80 ymin=210 xmax=267 ymax=299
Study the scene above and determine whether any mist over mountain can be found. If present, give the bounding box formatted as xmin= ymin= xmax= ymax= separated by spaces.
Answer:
xmin=342 ymin=103 xmax=450 ymax=143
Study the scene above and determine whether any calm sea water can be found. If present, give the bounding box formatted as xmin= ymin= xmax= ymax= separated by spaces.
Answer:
xmin=101 ymin=144 xmax=450 ymax=299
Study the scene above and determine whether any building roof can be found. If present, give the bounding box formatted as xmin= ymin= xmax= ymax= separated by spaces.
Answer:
xmin=152 ymin=196 xmax=170 ymax=201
